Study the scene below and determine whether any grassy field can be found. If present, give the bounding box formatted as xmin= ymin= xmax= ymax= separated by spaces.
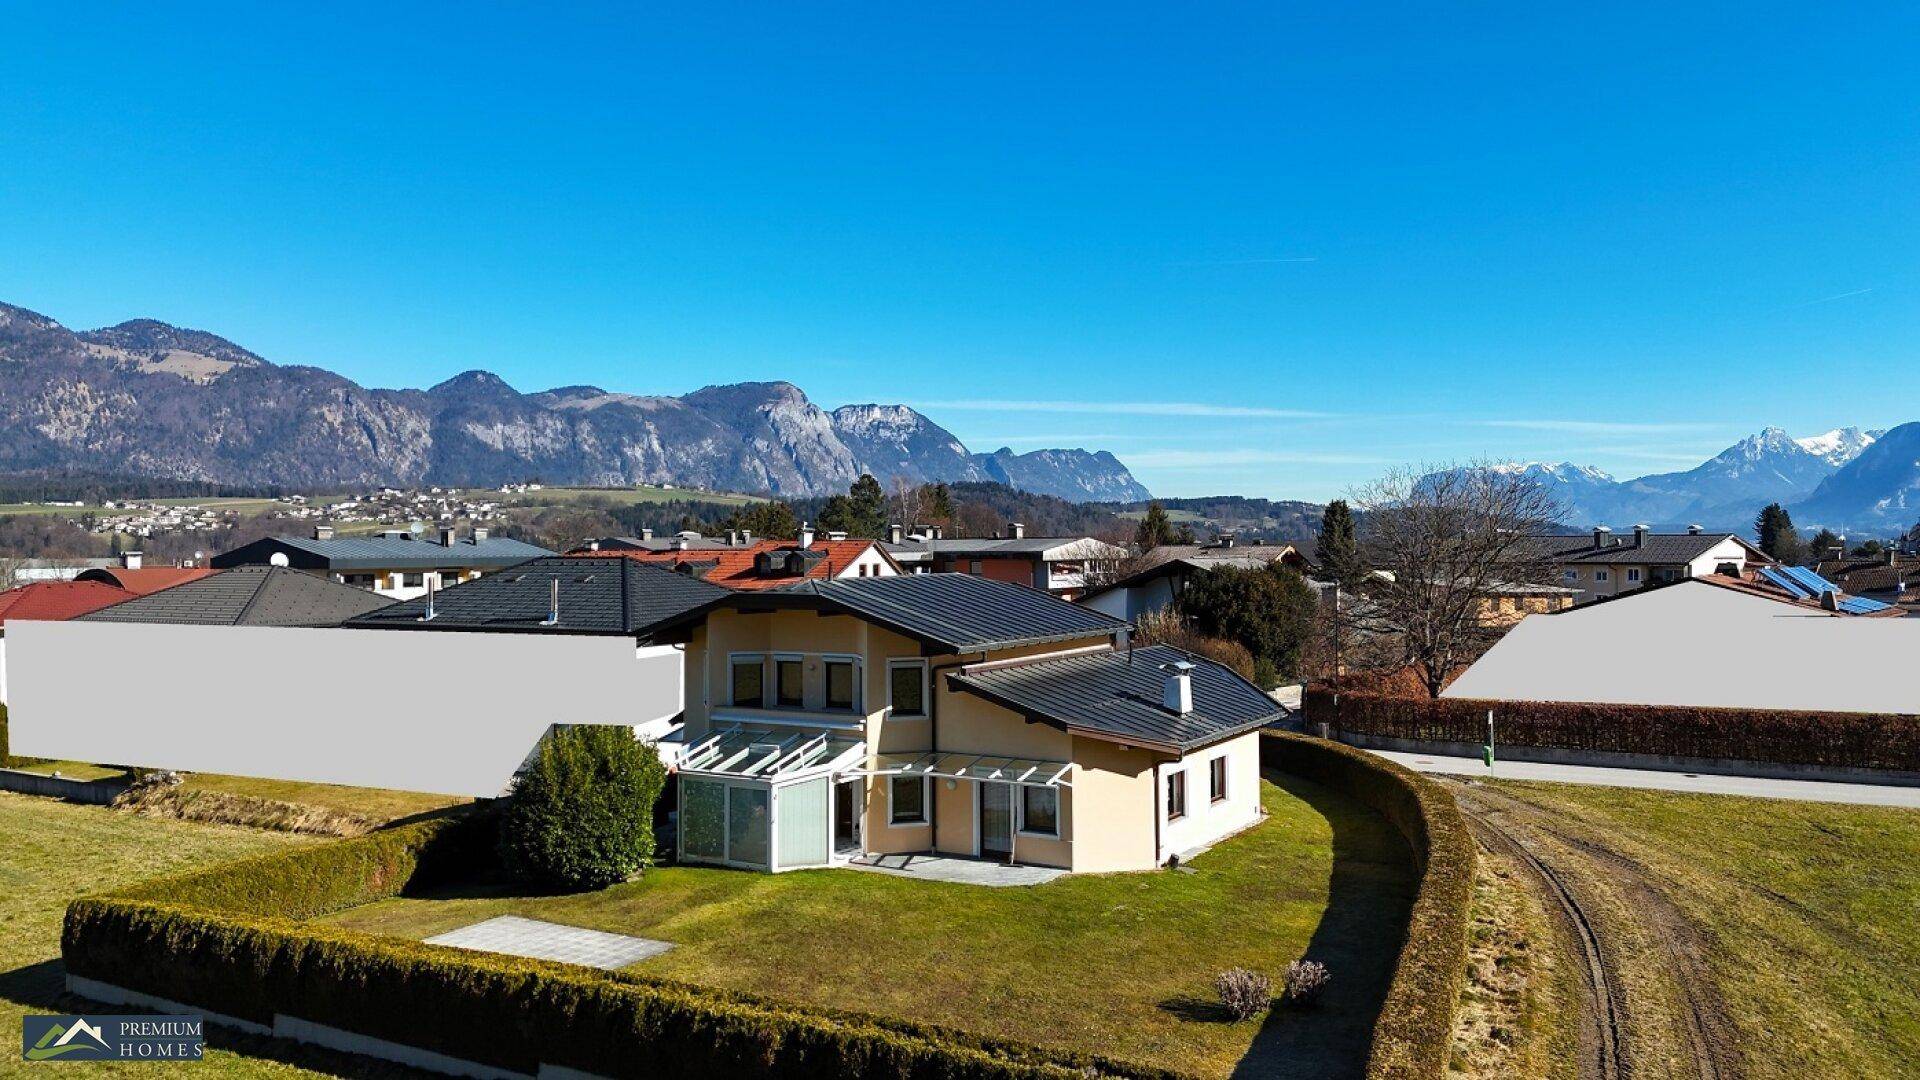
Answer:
xmin=323 ymin=774 xmax=1415 ymax=1079
xmin=0 ymin=791 xmax=391 ymax=1078
xmin=0 ymin=496 xmax=289 ymax=518
xmin=1489 ymin=781 xmax=1920 ymax=1079
xmin=487 ymin=484 xmax=763 ymax=509
xmin=177 ymin=774 xmax=465 ymax=825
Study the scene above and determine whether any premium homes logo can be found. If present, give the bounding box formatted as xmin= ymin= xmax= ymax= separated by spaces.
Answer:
xmin=22 ymin=1015 xmax=204 ymax=1062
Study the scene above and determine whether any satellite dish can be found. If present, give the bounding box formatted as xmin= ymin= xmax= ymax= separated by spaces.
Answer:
xmin=269 ymin=552 xmax=290 ymax=567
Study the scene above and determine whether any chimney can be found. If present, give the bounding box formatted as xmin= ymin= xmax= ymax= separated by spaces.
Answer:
xmin=1688 ymin=524 xmax=1703 ymax=535
xmin=1161 ymin=660 xmax=1195 ymax=715
xmin=1891 ymin=547 xmax=1900 ymax=567
xmin=1009 ymin=521 xmax=1025 ymax=540
xmin=472 ymin=527 xmax=489 ymax=543
xmin=588 ymin=539 xmax=600 ymax=552
xmin=438 ymin=525 xmax=457 ymax=547
xmin=888 ymin=523 xmax=904 ymax=544
xmin=1632 ymin=524 xmax=1648 ymax=548
xmin=314 ymin=524 xmax=335 ymax=541
xmin=1820 ymin=589 xmax=1841 ymax=611
xmin=799 ymin=522 xmax=816 ymax=548
xmin=827 ymin=530 xmax=848 ymax=541
xmin=1219 ymin=531 xmax=1236 ymax=549
xmin=1592 ymin=526 xmax=1612 ymax=548
xmin=727 ymin=529 xmax=740 ymax=547
xmin=640 ymin=528 xmax=654 ymax=542
xmin=674 ymin=536 xmax=691 ymax=551
xmin=741 ymin=529 xmax=753 ymax=545
xmin=121 ymin=550 xmax=143 ymax=570
xmin=931 ymin=525 xmax=944 ymax=540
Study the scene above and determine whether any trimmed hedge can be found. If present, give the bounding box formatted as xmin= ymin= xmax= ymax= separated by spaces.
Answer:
xmin=1260 ymin=732 xmax=1474 ymax=1080
xmin=1306 ymin=688 xmax=1920 ymax=771
xmin=66 ymin=813 xmax=1188 ymax=1080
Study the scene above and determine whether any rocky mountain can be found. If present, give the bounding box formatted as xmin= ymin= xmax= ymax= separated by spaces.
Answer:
xmin=1792 ymin=423 xmax=1920 ymax=532
xmin=0 ymin=301 xmax=1149 ymax=502
xmin=1795 ymin=426 xmax=1880 ymax=466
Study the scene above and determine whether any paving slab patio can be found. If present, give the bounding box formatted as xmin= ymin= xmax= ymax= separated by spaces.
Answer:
xmin=424 ymin=915 xmax=673 ymax=969
xmin=845 ymin=852 xmax=1065 ymax=886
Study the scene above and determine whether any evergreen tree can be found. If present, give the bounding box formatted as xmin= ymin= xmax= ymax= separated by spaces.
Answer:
xmin=721 ymin=500 xmax=799 ymax=540
xmin=1178 ymin=564 xmax=1321 ymax=685
xmin=1805 ymin=528 xmax=1842 ymax=564
xmin=499 ymin=725 xmax=666 ymax=890
xmin=818 ymin=474 xmax=887 ymax=539
xmin=1175 ymin=522 xmax=1197 ymax=545
xmin=1316 ymin=499 xmax=1364 ymax=585
xmin=922 ymin=482 xmax=954 ymax=523
xmin=1755 ymin=503 xmax=1802 ymax=564
xmin=1136 ymin=502 xmax=1175 ymax=549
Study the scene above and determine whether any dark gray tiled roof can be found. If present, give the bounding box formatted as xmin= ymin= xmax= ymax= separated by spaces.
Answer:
xmin=79 ymin=567 xmax=395 ymax=626
xmin=1518 ymin=532 xmax=1749 ymax=566
xmin=947 ymin=644 xmax=1281 ymax=752
xmin=785 ymin=573 xmax=1131 ymax=652
xmin=347 ymin=556 xmax=731 ymax=636
xmin=214 ymin=533 xmax=551 ymax=571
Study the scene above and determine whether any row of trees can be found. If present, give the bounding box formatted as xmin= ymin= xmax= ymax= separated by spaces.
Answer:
xmin=1756 ymin=502 xmax=1902 ymax=566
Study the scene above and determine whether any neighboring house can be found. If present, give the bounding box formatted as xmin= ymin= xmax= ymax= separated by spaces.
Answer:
xmin=1519 ymin=526 xmax=1770 ymax=604
xmin=1444 ymin=574 xmax=1911 ymax=714
xmin=585 ymin=528 xmax=900 ymax=589
xmin=576 ymin=528 xmax=740 ymax=553
xmin=881 ymin=522 xmax=1129 ymax=599
xmin=646 ymin=573 xmax=1281 ymax=874
xmin=77 ymin=566 xmax=395 ymax=626
xmin=1471 ymin=581 xmax=1581 ymax=626
xmin=211 ymin=525 xmax=552 ymax=599
xmin=0 ymin=580 xmax=137 ymax=703
xmin=8 ymin=557 xmax=699 ymax=797
xmin=1814 ymin=551 xmax=1920 ymax=608
xmin=1078 ymin=539 xmax=1310 ymax=621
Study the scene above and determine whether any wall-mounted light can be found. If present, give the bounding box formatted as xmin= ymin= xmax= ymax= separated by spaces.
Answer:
xmin=945 ymin=778 xmax=957 ymax=791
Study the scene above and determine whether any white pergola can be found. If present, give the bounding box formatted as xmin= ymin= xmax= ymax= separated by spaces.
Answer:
xmin=852 ymin=751 xmax=1073 ymax=788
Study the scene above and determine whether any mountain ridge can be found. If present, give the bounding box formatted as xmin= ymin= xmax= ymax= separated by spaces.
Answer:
xmin=0 ymin=302 xmax=1149 ymax=503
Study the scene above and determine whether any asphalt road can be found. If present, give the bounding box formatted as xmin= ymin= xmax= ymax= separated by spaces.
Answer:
xmin=1372 ymin=749 xmax=1920 ymax=809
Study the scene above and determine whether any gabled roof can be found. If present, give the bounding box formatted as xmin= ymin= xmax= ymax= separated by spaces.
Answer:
xmin=881 ymin=536 xmax=1127 ymax=560
xmin=0 ymin=581 xmax=137 ymax=627
xmin=1518 ymin=531 xmax=1765 ymax=566
xmin=1814 ymin=556 xmax=1919 ymax=596
xmin=946 ymin=643 xmax=1281 ymax=753
xmin=735 ymin=573 xmax=1131 ymax=653
xmin=213 ymin=532 xmax=552 ymax=571
xmin=73 ymin=566 xmax=217 ymax=595
xmin=577 ymin=539 xmax=899 ymax=591
xmin=347 ymin=556 xmax=732 ymax=636
xmin=1076 ymin=543 xmax=1304 ymax=602
xmin=78 ymin=567 xmax=394 ymax=626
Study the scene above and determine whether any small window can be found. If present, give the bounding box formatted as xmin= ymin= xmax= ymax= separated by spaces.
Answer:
xmin=968 ymin=560 xmax=983 ymax=575
xmin=1562 ymin=569 xmax=1577 ymax=582
xmin=889 ymin=775 xmax=927 ymax=825
xmin=888 ymin=660 xmax=928 ymax=718
xmin=776 ymin=658 xmax=804 ymax=708
xmin=826 ymin=658 xmax=858 ymax=711
xmin=402 ymin=572 xmax=425 ymax=589
xmin=1021 ymin=786 xmax=1059 ymax=836
xmin=1626 ymin=568 xmax=1642 ymax=583
xmin=1166 ymin=771 xmax=1187 ymax=821
xmin=1596 ymin=570 xmax=1610 ymax=583
xmin=730 ymin=656 xmax=764 ymax=707
xmin=1210 ymin=757 xmax=1227 ymax=803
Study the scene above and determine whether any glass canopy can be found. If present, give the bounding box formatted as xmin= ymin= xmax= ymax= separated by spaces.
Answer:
xmin=680 ymin=724 xmax=865 ymax=780
xmin=861 ymin=751 xmax=1073 ymax=788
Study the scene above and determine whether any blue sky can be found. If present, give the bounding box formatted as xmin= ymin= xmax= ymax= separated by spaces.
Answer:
xmin=3 ymin=4 xmax=1916 ymax=500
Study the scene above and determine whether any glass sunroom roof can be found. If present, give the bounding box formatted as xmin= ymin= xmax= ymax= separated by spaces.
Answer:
xmin=865 ymin=751 xmax=1073 ymax=787
xmin=680 ymin=724 xmax=865 ymax=779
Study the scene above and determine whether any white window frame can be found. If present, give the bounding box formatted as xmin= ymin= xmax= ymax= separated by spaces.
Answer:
xmin=771 ymin=652 xmax=806 ymax=709
xmin=822 ymin=654 xmax=862 ymax=713
xmin=1016 ymin=783 xmax=1060 ymax=838
xmin=886 ymin=658 xmax=930 ymax=719
xmin=1626 ymin=568 xmax=1642 ymax=583
xmin=1209 ymin=755 xmax=1228 ymax=804
xmin=727 ymin=652 xmax=767 ymax=708
xmin=1595 ymin=569 xmax=1610 ymax=583
xmin=887 ymin=774 xmax=929 ymax=827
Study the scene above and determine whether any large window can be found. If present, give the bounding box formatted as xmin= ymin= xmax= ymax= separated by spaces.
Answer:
xmin=888 ymin=660 xmax=928 ymax=718
xmin=1166 ymin=770 xmax=1187 ymax=821
xmin=889 ymin=775 xmax=927 ymax=825
xmin=825 ymin=658 xmax=858 ymax=711
xmin=775 ymin=657 xmax=804 ymax=708
xmin=726 ymin=785 xmax=770 ymax=867
xmin=729 ymin=655 xmax=764 ymax=707
xmin=1020 ymin=785 xmax=1059 ymax=836
xmin=1210 ymin=757 xmax=1228 ymax=803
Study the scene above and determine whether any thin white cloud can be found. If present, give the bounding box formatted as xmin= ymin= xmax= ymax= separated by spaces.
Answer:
xmin=1170 ymin=256 xmax=1320 ymax=267
xmin=1474 ymin=419 xmax=1725 ymax=436
xmin=1789 ymin=286 xmax=1874 ymax=308
xmin=1127 ymin=449 xmax=1393 ymax=469
xmin=914 ymin=399 xmax=1332 ymax=419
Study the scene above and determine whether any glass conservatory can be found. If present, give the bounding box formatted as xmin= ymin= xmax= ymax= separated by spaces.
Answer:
xmin=676 ymin=724 xmax=867 ymax=872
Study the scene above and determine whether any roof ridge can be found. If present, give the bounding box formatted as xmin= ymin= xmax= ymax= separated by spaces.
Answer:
xmin=230 ymin=566 xmax=279 ymax=624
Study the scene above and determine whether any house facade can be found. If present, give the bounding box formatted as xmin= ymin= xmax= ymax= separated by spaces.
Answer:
xmin=212 ymin=525 xmax=552 ymax=599
xmin=1522 ymin=526 xmax=1770 ymax=604
xmin=588 ymin=530 xmax=900 ymax=588
xmin=656 ymin=574 xmax=1277 ymax=874
xmin=881 ymin=523 xmax=1128 ymax=599
xmin=1078 ymin=540 xmax=1311 ymax=622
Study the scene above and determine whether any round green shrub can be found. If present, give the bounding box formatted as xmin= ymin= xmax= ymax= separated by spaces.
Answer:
xmin=499 ymin=725 xmax=665 ymax=890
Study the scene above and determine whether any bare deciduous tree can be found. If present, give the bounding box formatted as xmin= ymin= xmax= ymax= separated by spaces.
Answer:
xmin=1345 ymin=463 xmax=1561 ymax=698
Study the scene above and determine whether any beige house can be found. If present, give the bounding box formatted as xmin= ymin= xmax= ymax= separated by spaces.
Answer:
xmin=653 ymin=574 xmax=1279 ymax=874
xmin=1522 ymin=526 xmax=1771 ymax=605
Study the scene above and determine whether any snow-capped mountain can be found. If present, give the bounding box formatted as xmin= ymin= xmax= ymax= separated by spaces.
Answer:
xmin=1793 ymin=423 xmax=1920 ymax=532
xmin=1794 ymin=426 xmax=1882 ymax=466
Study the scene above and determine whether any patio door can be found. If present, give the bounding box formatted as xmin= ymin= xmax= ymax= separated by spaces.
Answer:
xmin=834 ymin=779 xmax=862 ymax=854
xmin=979 ymin=781 xmax=1014 ymax=859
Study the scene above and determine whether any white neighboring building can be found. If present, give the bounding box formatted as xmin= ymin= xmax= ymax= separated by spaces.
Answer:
xmin=1443 ymin=577 xmax=1920 ymax=714
xmin=1519 ymin=526 xmax=1769 ymax=605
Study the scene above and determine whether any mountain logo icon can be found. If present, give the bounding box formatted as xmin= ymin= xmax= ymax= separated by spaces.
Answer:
xmin=25 ymin=1017 xmax=112 ymax=1060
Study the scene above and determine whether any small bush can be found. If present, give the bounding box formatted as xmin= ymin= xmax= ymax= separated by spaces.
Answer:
xmin=1214 ymin=968 xmax=1272 ymax=1022
xmin=499 ymin=725 xmax=665 ymax=890
xmin=1284 ymin=960 xmax=1330 ymax=1006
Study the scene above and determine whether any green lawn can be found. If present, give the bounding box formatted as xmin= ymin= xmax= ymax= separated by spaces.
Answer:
xmin=1490 ymin=781 xmax=1920 ymax=1079
xmin=177 ymin=774 xmax=465 ymax=826
xmin=491 ymin=484 xmax=763 ymax=509
xmin=323 ymin=774 xmax=1415 ymax=1079
xmin=0 ymin=791 xmax=374 ymax=1078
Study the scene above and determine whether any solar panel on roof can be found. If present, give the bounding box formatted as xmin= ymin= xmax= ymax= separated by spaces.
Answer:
xmin=1838 ymin=596 xmax=1892 ymax=614
xmin=1759 ymin=566 xmax=1814 ymax=598
xmin=1782 ymin=565 xmax=1840 ymax=594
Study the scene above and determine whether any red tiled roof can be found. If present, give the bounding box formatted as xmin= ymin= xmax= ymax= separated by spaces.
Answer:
xmin=569 ymin=539 xmax=896 ymax=591
xmin=73 ymin=566 xmax=218 ymax=596
xmin=0 ymin=581 xmax=137 ymax=626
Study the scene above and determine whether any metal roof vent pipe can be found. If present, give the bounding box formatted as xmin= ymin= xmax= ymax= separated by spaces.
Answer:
xmin=543 ymin=578 xmax=561 ymax=625
xmin=1633 ymin=524 xmax=1648 ymax=547
xmin=423 ymin=577 xmax=437 ymax=621
xmin=1820 ymin=589 xmax=1841 ymax=612
xmin=799 ymin=522 xmax=816 ymax=548
xmin=1161 ymin=659 xmax=1195 ymax=715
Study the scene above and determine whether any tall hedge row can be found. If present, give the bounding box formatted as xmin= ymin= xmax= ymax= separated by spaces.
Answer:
xmin=1259 ymin=732 xmax=1474 ymax=1080
xmin=1305 ymin=688 xmax=1920 ymax=771
xmin=65 ymin=815 xmax=1187 ymax=1080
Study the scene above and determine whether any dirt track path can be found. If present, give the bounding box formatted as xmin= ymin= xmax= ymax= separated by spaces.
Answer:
xmin=1443 ymin=779 xmax=1743 ymax=1080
